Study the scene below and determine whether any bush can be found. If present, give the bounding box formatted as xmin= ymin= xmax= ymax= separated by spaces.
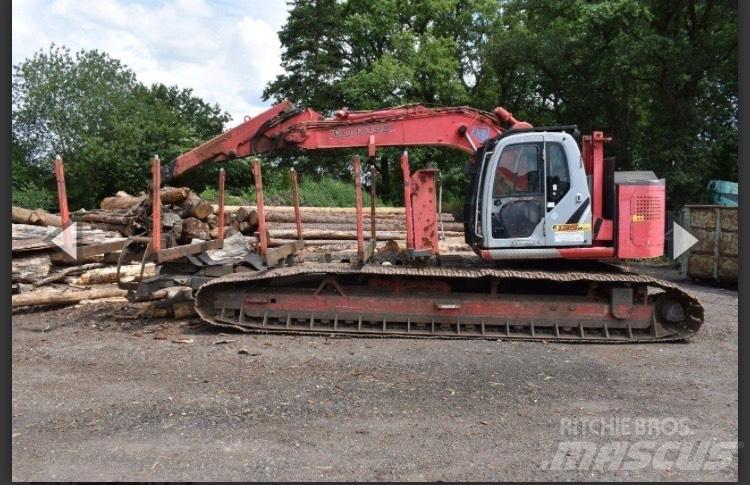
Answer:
xmin=199 ymin=176 xmax=387 ymax=208
xmin=12 ymin=181 xmax=56 ymax=211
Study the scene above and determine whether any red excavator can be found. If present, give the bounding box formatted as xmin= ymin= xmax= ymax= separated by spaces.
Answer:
xmin=160 ymin=100 xmax=702 ymax=342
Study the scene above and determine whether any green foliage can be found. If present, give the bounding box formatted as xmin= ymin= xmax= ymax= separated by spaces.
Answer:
xmin=264 ymin=0 xmax=738 ymax=210
xmin=12 ymin=44 xmax=230 ymax=209
xmin=199 ymin=175 xmax=387 ymax=208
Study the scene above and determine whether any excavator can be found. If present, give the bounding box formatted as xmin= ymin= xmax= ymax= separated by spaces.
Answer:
xmin=158 ymin=100 xmax=702 ymax=342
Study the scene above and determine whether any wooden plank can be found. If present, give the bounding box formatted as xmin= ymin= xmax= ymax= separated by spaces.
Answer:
xmin=265 ymin=240 xmax=304 ymax=265
xmin=76 ymin=239 xmax=129 ymax=259
xmin=155 ymin=239 xmax=223 ymax=263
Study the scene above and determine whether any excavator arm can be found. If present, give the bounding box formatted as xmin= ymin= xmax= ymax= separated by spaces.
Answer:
xmin=164 ymin=100 xmax=532 ymax=179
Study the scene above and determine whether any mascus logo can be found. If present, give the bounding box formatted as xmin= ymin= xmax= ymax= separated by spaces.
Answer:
xmin=332 ymin=124 xmax=393 ymax=138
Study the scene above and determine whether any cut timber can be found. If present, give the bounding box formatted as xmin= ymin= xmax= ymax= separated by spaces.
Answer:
xmin=75 ymin=263 xmax=156 ymax=286
xmin=268 ymin=229 xmax=464 ymax=241
xmin=12 ymin=206 xmax=63 ymax=227
xmin=12 ymin=254 xmax=52 ymax=283
xmin=268 ymin=221 xmax=465 ymax=232
xmin=72 ymin=211 xmax=133 ymax=225
xmin=100 ymin=193 xmax=145 ymax=210
xmin=32 ymin=263 xmax=105 ymax=288
xmin=100 ymin=187 xmax=190 ymax=210
xmin=218 ymin=205 xmax=410 ymax=215
xmin=12 ymin=285 xmax=127 ymax=308
xmin=160 ymin=187 xmax=192 ymax=204
xmin=12 ymin=224 xmax=56 ymax=240
xmin=182 ymin=217 xmax=211 ymax=241
xmin=180 ymin=192 xmax=213 ymax=219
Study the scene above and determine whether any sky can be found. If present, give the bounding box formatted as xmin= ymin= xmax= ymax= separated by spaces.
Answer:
xmin=12 ymin=0 xmax=290 ymax=126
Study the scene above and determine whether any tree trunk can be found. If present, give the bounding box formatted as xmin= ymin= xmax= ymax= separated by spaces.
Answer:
xmin=72 ymin=211 xmax=134 ymax=226
xmin=181 ymin=217 xmax=211 ymax=241
xmin=32 ymin=263 xmax=105 ymax=288
xmin=267 ymin=229 xmax=464 ymax=241
xmin=12 ymin=254 xmax=52 ymax=283
xmin=12 ymin=285 xmax=128 ymax=308
xmin=12 ymin=206 xmax=63 ymax=227
xmin=160 ymin=186 xmax=192 ymax=204
xmin=100 ymin=194 xmax=145 ymax=210
xmin=76 ymin=263 xmax=156 ymax=286
xmin=180 ymin=192 xmax=213 ymax=219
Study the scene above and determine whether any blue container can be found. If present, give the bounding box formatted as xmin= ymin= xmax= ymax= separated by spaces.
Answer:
xmin=707 ymin=180 xmax=738 ymax=207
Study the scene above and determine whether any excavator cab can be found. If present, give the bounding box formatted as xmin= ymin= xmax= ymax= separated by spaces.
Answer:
xmin=467 ymin=130 xmax=593 ymax=257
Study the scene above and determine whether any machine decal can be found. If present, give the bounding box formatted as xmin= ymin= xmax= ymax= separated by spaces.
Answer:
xmin=565 ymin=198 xmax=590 ymax=223
xmin=553 ymin=223 xmax=592 ymax=232
xmin=332 ymin=124 xmax=393 ymax=138
xmin=471 ymin=127 xmax=490 ymax=142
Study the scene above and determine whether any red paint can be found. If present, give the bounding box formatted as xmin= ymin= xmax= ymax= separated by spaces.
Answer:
xmin=217 ymin=168 xmax=226 ymax=241
xmin=290 ymin=168 xmax=303 ymax=241
xmin=172 ymin=103 xmax=533 ymax=177
xmin=369 ymin=163 xmax=377 ymax=241
xmin=241 ymin=291 xmax=653 ymax=326
xmin=409 ymin=168 xmax=440 ymax=255
xmin=52 ymin=156 xmax=70 ymax=226
xmin=558 ymin=247 xmax=616 ymax=259
xmin=252 ymin=159 xmax=267 ymax=257
xmin=353 ymin=155 xmax=365 ymax=263
xmin=616 ymin=182 xmax=666 ymax=258
xmin=151 ymin=156 xmax=161 ymax=253
xmin=53 ymin=155 xmax=73 ymax=256
xmin=400 ymin=152 xmax=415 ymax=250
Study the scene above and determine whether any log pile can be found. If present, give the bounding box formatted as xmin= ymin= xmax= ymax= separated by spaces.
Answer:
xmin=11 ymin=184 xmax=466 ymax=309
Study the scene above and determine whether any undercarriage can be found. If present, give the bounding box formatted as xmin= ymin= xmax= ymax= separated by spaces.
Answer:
xmin=195 ymin=262 xmax=703 ymax=343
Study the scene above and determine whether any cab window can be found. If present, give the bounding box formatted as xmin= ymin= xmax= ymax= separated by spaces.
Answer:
xmin=493 ymin=144 xmax=541 ymax=197
xmin=545 ymin=142 xmax=570 ymax=204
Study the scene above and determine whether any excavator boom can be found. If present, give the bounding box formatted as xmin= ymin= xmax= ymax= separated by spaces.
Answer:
xmin=165 ymin=100 xmax=531 ymax=179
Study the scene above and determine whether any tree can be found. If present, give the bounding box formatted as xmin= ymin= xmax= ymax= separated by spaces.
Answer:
xmin=12 ymin=45 xmax=230 ymax=209
xmin=264 ymin=0 xmax=738 ymax=210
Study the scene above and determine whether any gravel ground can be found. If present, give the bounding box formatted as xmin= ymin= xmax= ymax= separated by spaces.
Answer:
xmin=11 ymin=267 xmax=737 ymax=481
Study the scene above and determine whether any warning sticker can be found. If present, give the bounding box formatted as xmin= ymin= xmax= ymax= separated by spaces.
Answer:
xmin=555 ymin=231 xmax=585 ymax=242
xmin=553 ymin=223 xmax=592 ymax=232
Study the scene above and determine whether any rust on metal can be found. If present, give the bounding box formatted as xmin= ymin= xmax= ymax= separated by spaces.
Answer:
xmin=217 ymin=168 xmax=226 ymax=240
xmin=369 ymin=163 xmax=377 ymax=241
xmin=151 ymin=155 xmax=162 ymax=253
xmin=195 ymin=263 xmax=703 ymax=343
xmin=252 ymin=159 xmax=268 ymax=257
xmin=290 ymin=168 xmax=303 ymax=241
xmin=353 ymin=155 xmax=365 ymax=263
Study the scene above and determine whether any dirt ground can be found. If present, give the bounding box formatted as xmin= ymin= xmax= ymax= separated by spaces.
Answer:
xmin=11 ymin=267 xmax=737 ymax=481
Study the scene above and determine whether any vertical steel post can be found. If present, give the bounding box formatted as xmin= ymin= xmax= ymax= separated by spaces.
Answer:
xmin=53 ymin=155 xmax=70 ymax=226
xmin=53 ymin=155 xmax=72 ymax=255
xmin=400 ymin=151 xmax=415 ymax=250
xmin=151 ymin=155 xmax=162 ymax=253
xmin=252 ymin=159 xmax=268 ymax=257
xmin=290 ymin=168 xmax=303 ymax=241
xmin=369 ymin=163 xmax=377 ymax=241
xmin=353 ymin=155 xmax=365 ymax=263
xmin=217 ymin=168 xmax=226 ymax=241
xmin=592 ymin=131 xmax=604 ymax=221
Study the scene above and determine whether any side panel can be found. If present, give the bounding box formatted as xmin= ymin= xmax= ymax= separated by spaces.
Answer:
xmin=616 ymin=182 xmax=666 ymax=258
xmin=543 ymin=133 xmax=593 ymax=246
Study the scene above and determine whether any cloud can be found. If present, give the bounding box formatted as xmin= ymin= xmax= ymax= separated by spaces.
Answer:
xmin=12 ymin=0 xmax=289 ymax=126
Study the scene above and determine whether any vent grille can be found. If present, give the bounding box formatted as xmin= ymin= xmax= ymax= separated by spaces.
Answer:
xmin=631 ymin=196 xmax=661 ymax=221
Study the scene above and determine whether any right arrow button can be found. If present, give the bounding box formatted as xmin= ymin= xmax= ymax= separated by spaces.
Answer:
xmin=673 ymin=222 xmax=699 ymax=259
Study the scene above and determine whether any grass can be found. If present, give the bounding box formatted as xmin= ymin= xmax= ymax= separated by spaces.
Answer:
xmin=200 ymin=177 xmax=388 ymax=207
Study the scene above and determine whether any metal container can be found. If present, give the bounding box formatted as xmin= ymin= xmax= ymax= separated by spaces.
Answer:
xmin=679 ymin=205 xmax=738 ymax=283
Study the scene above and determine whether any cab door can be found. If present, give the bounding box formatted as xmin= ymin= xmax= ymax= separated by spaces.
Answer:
xmin=542 ymin=133 xmax=592 ymax=246
xmin=483 ymin=134 xmax=547 ymax=248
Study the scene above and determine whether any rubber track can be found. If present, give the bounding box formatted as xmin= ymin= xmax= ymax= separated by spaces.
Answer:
xmin=195 ymin=263 xmax=704 ymax=343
